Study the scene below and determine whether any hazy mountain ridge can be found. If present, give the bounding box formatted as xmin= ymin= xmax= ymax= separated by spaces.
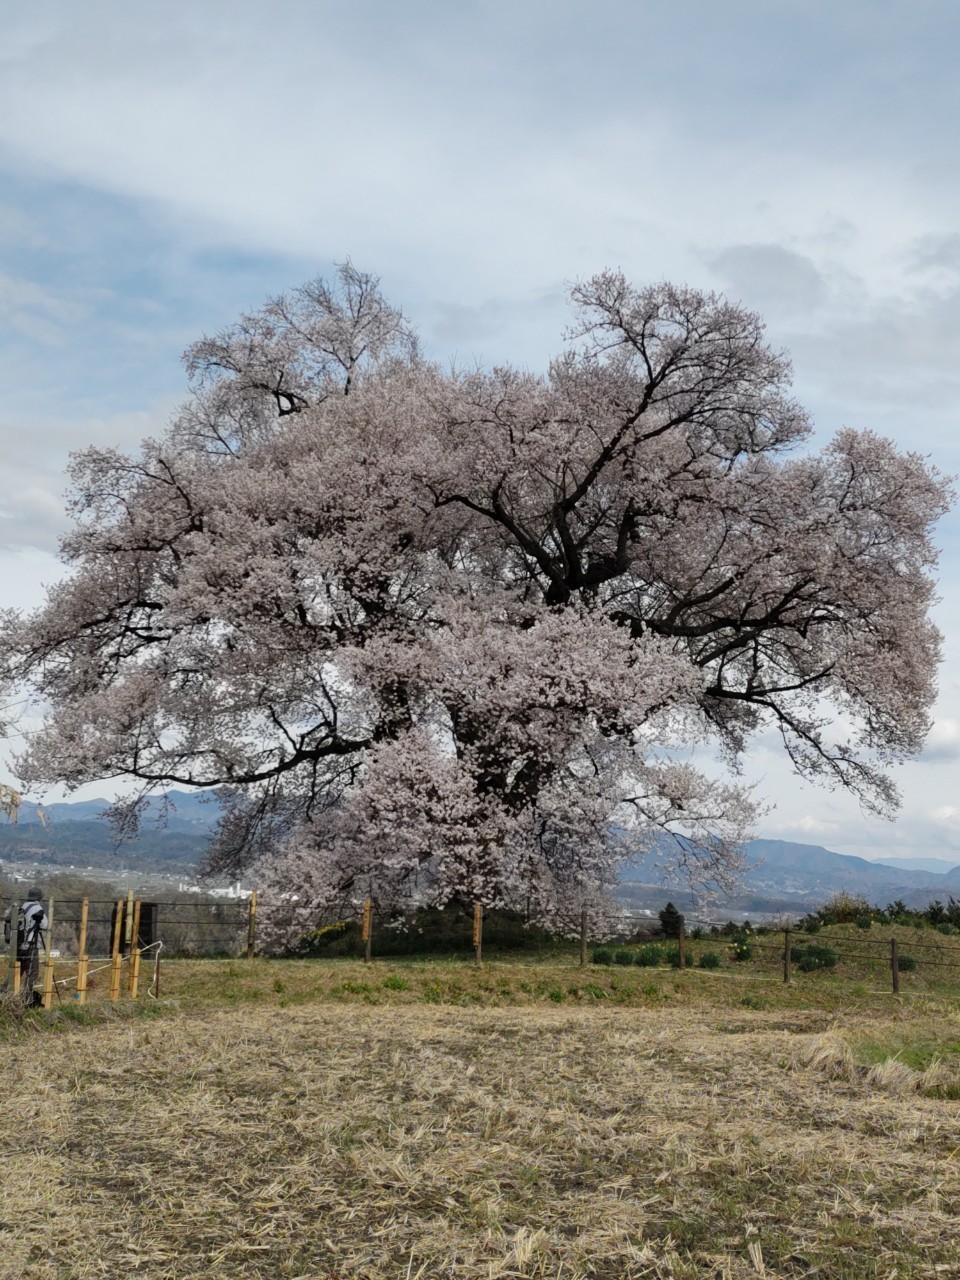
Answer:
xmin=0 ymin=791 xmax=220 ymax=872
xmin=3 ymin=794 xmax=960 ymax=910
xmin=874 ymin=856 xmax=960 ymax=875
xmin=12 ymin=790 xmax=220 ymax=831
xmin=619 ymin=837 xmax=960 ymax=912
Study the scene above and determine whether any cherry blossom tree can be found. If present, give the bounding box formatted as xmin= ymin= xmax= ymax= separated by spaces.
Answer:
xmin=2 ymin=264 xmax=950 ymax=941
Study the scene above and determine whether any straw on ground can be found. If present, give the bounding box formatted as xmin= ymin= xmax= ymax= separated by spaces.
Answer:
xmin=2 ymin=968 xmax=960 ymax=1279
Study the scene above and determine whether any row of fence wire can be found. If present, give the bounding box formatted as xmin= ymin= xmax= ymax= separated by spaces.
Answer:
xmin=3 ymin=894 xmax=959 ymax=1007
xmin=1 ymin=891 xmax=257 ymax=1009
xmin=594 ymin=913 xmax=960 ymax=994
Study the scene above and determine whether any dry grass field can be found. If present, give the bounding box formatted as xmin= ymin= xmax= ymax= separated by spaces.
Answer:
xmin=2 ymin=956 xmax=960 ymax=1279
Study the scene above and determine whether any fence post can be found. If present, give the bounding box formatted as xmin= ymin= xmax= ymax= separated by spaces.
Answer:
xmin=128 ymin=900 xmax=143 ymax=998
xmin=473 ymin=902 xmax=483 ymax=967
xmin=246 ymin=891 xmax=257 ymax=960
xmin=783 ymin=927 xmax=792 ymax=984
xmin=124 ymin=889 xmax=134 ymax=956
xmin=579 ymin=908 xmax=588 ymax=968
xmin=76 ymin=899 xmax=89 ymax=1004
xmin=891 ymin=937 xmax=900 ymax=995
xmin=678 ymin=922 xmax=686 ymax=969
xmin=109 ymin=898 xmax=123 ymax=1001
xmin=361 ymin=898 xmax=373 ymax=964
xmin=41 ymin=897 xmax=55 ymax=1011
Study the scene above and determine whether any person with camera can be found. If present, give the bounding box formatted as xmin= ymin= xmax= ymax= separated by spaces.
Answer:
xmin=3 ymin=887 xmax=48 ymax=1003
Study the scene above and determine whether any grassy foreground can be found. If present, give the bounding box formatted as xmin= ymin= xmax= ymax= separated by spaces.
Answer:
xmin=2 ymin=955 xmax=960 ymax=1279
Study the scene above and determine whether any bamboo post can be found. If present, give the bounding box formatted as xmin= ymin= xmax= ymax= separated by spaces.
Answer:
xmin=783 ymin=927 xmax=792 ymax=984
xmin=473 ymin=902 xmax=483 ymax=967
xmin=76 ymin=899 xmax=89 ymax=1004
xmin=891 ymin=937 xmax=900 ymax=995
xmin=246 ymin=891 xmax=257 ymax=959
xmin=678 ymin=922 xmax=686 ymax=969
xmin=109 ymin=897 xmax=123 ymax=1001
xmin=361 ymin=898 xmax=373 ymax=964
xmin=124 ymin=889 xmax=134 ymax=956
xmin=128 ymin=899 xmax=143 ymax=998
xmin=579 ymin=907 xmax=588 ymax=968
xmin=41 ymin=897 xmax=55 ymax=1011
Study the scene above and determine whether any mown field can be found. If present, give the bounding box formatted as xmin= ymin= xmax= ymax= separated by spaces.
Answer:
xmin=2 ymin=937 xmax=960 ymax=1279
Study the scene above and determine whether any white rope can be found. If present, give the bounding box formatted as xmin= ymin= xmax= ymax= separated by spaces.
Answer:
xmin=147 ymin=940 xmax=164 ymax=999
xmin=52 ymin=941 xmax=164 ymax=990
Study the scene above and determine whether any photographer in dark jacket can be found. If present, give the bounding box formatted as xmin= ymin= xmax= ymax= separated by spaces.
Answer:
xmin=3 ymin=887 xmax=48 ymax=1000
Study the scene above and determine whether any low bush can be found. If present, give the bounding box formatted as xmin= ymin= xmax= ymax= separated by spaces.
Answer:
xmin=665 ymin=946 xmax=693 ymax=968
xmin=818 ymin=892 xmax=872 ymax=925
xmin=791 ymin=944 xmax=838 ymax=972
xmin=592 ymin=948 xmax=614 ymax=966
xmin=898 ymin=954 xmax=917 ymax=972
xmin=799 ymin=894 xmax=960 ymax=934
xmin=699 ymin=951 xmax=722 ymax=969
xmin=613 ymin=948 xmax=634 ymax=966
xmin=634 ymin=944 xmax=663 ymax=967
xmin=730 ymin=938 xmax=753 ymax=962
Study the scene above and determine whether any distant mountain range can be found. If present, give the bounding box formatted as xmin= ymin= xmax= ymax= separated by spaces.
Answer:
xmin=3 ymin=792 xmax=960 ymax=912
xmin=619 ymin=838 xmax=960 ymax=914
xmin=12 ymin=791 xmax=219 ymax=831
xmin=874 ymin=856 xmax=960 ymax=874
xmin=0 ymin=790 xmax=220 ymax=872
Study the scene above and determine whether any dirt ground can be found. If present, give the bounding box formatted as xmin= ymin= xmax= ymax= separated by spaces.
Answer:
xmin=2 ymin=995 xmax=960 ymax=1279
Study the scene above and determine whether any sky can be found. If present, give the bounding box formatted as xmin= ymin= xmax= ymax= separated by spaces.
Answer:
xmin=1 ymin=0 xmax=959 ymax=862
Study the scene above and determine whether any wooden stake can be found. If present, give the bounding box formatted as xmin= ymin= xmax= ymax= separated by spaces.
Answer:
xmin=76 ymin=899 xmax=89 ymax=1005
xmin=109 ymin=897 xmax=123 ymax=1002
xmin=128 ymin=899 xmax=143 ymax=998
xmin=579 ymin=907 xmax=588 ymax=968
xmin=41 ymin=897 xmax=55 ymax=1010
xmin=783 ymin=927 xmax=792 ymax=984
xmin=246 ymin=890 xmax=258 ymax=960
xmin=361 ymin=898 xmax=373 ymax=964
xmin=678 ymin=922 xmax=686 ymax=969
xmin=473 ymin=902 xmax=483 ymax=967
xmin=124 ymin=889 xmax=134 ymax=955
xmin=891 ymin=937 xmax=900 ymax=995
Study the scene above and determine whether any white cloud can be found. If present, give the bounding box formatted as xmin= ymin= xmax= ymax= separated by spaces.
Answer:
xmin=923 ymin=719 xmax=960 ymax=762
xmin=704 ymin=244 xmax=827 ymax=318
xmin=0 ymin=273 xmax=86 ymax=346
xmin=0 ymin=397 xmax=179 ymax=554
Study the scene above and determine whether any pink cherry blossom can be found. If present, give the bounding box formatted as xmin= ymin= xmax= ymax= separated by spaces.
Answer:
xmin=2 ymin=265 xmax=950 ymax=945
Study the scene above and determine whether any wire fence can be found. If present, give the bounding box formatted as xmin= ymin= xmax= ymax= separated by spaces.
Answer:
xmin=588 ymin=913 xmax=960 ymax=993
xmin=4 ymin=893 xmax=960 ymax=1009
xmin=1 ymin=890 xmax=256 ymax=1009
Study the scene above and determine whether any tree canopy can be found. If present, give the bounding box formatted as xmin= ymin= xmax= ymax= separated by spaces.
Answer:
xmin=3 ymin=264 xmax=950 ymax=934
